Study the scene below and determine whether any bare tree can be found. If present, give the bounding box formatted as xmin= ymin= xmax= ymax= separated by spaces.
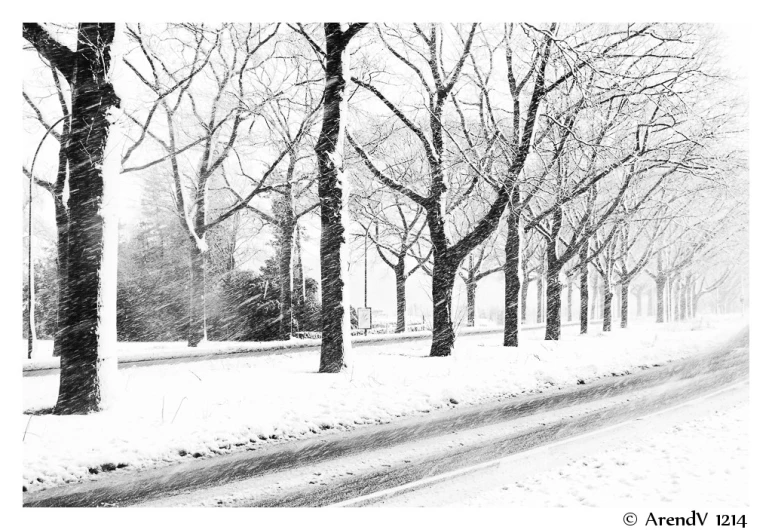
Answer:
xmin=223 ymin=87 xmax=322 ymax=340
xmin=457 ymin=221 xmax=504 ymax=327
xmin=122 ymin=23 xmax=302 ymax=346
xmin=312 ymin=23 xmax=368 ymax=373
xmin=352 ymin=186 xmax=432 ymax=333
xmin=24 ymin=23 xmax=121 ymax=414
xmin=348 ymin=23 xmax=558 ymax=356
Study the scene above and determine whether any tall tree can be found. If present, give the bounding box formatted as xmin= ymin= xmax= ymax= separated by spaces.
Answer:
xmin=23 ymin=23 xmax=121 ymax=414
xmin=349 ymin=23 xmax=555 ymax=356
xmin=314 ymin=23 xmax=368 ymax=373
xmin=123 ymin=23 xmax=298 ymax=346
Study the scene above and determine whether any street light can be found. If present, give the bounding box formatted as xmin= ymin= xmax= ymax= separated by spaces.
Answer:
xmin=26 ymin=113 xmax=69 ymax=360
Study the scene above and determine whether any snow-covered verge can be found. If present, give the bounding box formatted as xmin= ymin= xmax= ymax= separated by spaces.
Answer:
xmin=22 ymin=316 xmax=744 ymax=493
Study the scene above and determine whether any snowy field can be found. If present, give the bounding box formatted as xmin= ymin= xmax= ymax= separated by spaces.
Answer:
xmin=22 ymin=316 xmax=744 ymax=493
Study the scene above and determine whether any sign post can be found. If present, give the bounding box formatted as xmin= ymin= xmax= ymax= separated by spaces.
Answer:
xmin=357 ymin=307 xmax=372 ymax=335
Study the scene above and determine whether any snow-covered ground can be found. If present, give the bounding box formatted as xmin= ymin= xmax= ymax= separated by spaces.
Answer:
xmin=372 ymin=379 xmax=748 ymax=507
xmin=22 ymin=316 xmax=744 ymax=494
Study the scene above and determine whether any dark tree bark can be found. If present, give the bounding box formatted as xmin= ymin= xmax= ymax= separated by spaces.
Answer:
xmin=579 ymin=248 xmax=589 ymax=334
xmin=503 ymin=205 xmax=522 ymax=346
xmin=317 ymin=23 xmax=366 ymax=373
xmin=429 ymin=260 xmax=457 ymax=357
xmin=23 ymin=23 xmax=121 ymax=414
xmin=544 ymin=208 xmax=562 ymax=340
xmin=620 ymin=282 xmax=630 ymax=328
xmin=395 ymin=258 xmax=406 ymax=333
xmin=544 ymin=265 xmax=561 ymax=338
xmin=465 ymin=279 xmax=477 ymax=327
xmin=603 ymin=278 xmax=613 ymax=332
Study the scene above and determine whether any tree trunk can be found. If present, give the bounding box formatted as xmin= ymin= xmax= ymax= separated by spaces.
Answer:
xmin=578 ymin=242 xmax=589 ymax=333
xmin=278 ymin=222 xmax=295 ymax=341
xmin=655 ymin=277 xmax=666 ymax=323
xmin=188 ymin=243 xmax=207 ymax=347
xmin=395 ymin=258 xmax=406 ymax=333
xmin=429 ymin=260 xmax=457 ymax=357
xmin=580 ymin=262 xmax=589 ymax=334
xmin=521 ymin=278 xmax=529 ymax=324
xmin=536 ymin=274 xmax=544 ymax=324
xmin=566 ymin=275 xmax=573 ymax=323
xmin=620 ymin=282 xmax=629 ymax=329
xmin=317 ymin=25 xmax=357 ymax=373
xmin=52 ymin=185 xmax=69 ymax=358
xmin=544 ymin=258 xmax=561 ymax=340
xmin=466 ymin=279 xmax=477 ymax=327
xmin=602 ymin=278 xmax=613 ymax=332
xmin=503 ymin=205 xmax=521 ymax=346
xmin=54 ymin=23 xmax=120 ymax=415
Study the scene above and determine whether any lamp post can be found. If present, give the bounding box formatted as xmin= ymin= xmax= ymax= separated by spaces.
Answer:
xmin=26 ymin=114 xmax=69 ymax=360
xmin=364 ymin=224 xmax=369 ymax=335
xmin=27 ymin=156 xmax=35 ymax=360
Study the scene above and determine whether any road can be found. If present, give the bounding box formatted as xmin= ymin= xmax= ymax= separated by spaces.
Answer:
xmin=23 ymin=326 xmax=748 ymax=507
xmin=342 ymin=380 xmax=749 ymax=507
xmin=22 ymin=319 xmax=602 ymax=377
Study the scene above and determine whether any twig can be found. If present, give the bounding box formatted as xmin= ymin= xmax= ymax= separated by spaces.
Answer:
xmin=171 ymin=397 xmax=187 ymax=424
xmin=23 ymin=415 xmax=33 ymax=442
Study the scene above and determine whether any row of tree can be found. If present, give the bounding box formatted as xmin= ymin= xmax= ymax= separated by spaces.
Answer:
xmin=22 ymin=23 xmax=747 ymax=414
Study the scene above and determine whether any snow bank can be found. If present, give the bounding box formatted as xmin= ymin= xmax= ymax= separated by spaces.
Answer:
xmin=22 ymin=316 xmax=744 ymax=493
